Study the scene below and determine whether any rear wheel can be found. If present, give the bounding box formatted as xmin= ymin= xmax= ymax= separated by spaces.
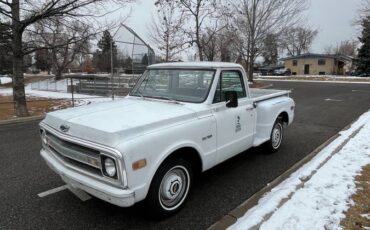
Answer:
xmin=146 ymin=158 xmax=193 ymax=217
xmin=265 ymin=118 xmax=284 ymax=153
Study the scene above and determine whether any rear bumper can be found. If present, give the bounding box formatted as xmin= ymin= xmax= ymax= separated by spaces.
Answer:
xmin=40 ymin=149 xmax=135 ymax=207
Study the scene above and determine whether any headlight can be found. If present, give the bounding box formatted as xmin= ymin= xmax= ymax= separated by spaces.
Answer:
xmin=103 ymin=157 xmax=117 ymax=178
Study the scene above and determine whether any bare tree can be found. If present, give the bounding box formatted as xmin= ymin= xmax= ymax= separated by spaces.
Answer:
xmin=261 ymin=33 xmax=279 ymax=66
xmin=201 ymin=24 xmax=239 ymax=62
xmin=0 ymin=0 xmax=133 ymax=117
xmin=176 ymin=0 xmax=222 ymax=61
xmin=232 ymin=0 xmax=308 ymax=82
xmin=282 ymin=26 xmax=318 ymax=56
xmin=149 ymin=1 xmax=186 ymax=62
xmin=200 ymin=27 xmax=219 ymax=61
xmin=37 ymin=19 xmax=91 ymax=79
xmin=324 ymin=40 xmax=359 ymax=57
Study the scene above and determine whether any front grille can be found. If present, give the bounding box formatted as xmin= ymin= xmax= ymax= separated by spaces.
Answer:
xmin=46 ymin=131 xmax=103 ymax=176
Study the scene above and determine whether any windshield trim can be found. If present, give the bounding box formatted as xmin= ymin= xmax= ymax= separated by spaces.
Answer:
xmin=129 ymin=68 xmax=216 ymax=104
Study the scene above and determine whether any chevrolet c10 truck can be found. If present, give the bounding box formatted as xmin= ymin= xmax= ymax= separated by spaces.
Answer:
xmin=39 ymin=62 xmax=295 ymax=216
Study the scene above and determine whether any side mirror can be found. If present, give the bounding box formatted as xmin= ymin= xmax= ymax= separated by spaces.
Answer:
xmin=225 ymin=91 xmax=238 ymax=108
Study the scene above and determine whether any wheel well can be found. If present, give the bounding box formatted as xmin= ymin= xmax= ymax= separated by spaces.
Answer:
xmin=278 ymin=112 xmax=289 ymax=124
xmin=164 ymin=147 xmax=203 ymax=176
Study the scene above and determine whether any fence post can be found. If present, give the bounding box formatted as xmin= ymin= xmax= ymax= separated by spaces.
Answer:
xmin=70 ymin=77 xmax=75 ymax=107
xmin=111 ymin=40 xmax=115 ymax=100
xmin=94 ymin=76 xmax=96 ymax=95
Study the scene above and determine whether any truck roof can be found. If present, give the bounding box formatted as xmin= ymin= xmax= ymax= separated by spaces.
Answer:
xmin=148 ymin=62 xmax=243 ymax=69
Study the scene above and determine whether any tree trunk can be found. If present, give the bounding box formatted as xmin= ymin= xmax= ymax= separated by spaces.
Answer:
xmin=12 ymin=52 xmax=29 ymax=117
xmin=248 ymin=53 xmax=255 ymax=82
xmin=55 ymin=69 xmax=63 ymax=80
xmin=248 ymin=61 xmax=254 ymax=82
xmin=11 ymin=0 xmax=29 ymax=117
xmin=197 ymin=43 xmax=204 ymax=61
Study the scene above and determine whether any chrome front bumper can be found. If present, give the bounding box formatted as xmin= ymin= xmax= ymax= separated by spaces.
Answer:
xmin=41 ymin=149 xmax=135 ymax=207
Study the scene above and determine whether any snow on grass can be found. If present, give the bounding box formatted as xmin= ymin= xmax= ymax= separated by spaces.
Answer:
xmin=0 ymin=77 xmax=12 ymax=85
xmin=229 ymin=110 xmax=370 ymax=230
xmin=0 ymin=83 xmax=113 ymax=105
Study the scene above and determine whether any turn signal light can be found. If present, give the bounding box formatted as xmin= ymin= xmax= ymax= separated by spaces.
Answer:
xmin=132 ymin=159 xmax=147 ymax=171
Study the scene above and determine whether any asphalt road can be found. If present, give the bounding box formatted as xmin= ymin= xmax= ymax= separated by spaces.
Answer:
xmin=1 ymin=81 xmax=370 ymax=230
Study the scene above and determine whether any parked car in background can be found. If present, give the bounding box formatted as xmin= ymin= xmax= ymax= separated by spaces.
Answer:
xmin=273 ymin=68 xmax=291 ymax=76
xmin=358 ymin=72 xmax=370 ymax=77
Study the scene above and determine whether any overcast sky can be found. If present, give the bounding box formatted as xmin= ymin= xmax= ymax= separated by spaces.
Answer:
xmin=114 ymin=0 xmax=363 ymax=56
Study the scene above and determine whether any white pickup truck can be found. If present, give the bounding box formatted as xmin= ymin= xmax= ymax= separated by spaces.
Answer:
xmin=40 ymin=62 xmax=294 ymax=216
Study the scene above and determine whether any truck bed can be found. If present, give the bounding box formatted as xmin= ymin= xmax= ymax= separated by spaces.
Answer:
xmin=250 ymin=88 xmax=291 ymax=102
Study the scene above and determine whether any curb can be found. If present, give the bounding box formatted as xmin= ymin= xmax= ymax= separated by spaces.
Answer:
xmin=208 ymin=122 xmax=355 ymax=230
xmin=0 ymin=115 xmax=44 ymax=126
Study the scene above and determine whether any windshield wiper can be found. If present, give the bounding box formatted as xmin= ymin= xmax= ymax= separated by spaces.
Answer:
xmin=150 ymin=95 xmax=179 ymax=104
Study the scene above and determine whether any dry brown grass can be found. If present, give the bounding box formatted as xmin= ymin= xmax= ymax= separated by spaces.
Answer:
xmin=0 ymin=96 xmax=72 ymax=120
xmin=341 ymin=164 xmax=370 ymax=229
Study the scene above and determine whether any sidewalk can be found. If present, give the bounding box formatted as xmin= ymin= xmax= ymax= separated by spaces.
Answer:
xmin=228 ymin=110 xmax=370 ymax=230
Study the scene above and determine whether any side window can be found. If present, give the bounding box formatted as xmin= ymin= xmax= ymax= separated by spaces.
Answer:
xmin=213 ymin=71 xmax=246 ymax=103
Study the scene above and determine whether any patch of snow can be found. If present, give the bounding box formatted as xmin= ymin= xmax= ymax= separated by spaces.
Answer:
xmin=361 ymin=214 xmax=370 ymax=220
xmin=229 ymin=110 xmax=370 ymax=230
xmin=0 ymin=77 xmax=12 ymax=85
xmin=0 ymin=83 xmax=114 ymax=105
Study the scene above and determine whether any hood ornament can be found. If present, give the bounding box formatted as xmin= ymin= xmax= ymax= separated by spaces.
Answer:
xmin=60 ymin=124 xmax=70 ymax=133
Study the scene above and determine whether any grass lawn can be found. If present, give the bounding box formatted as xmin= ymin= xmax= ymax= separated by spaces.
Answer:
xmin=341 ymin=164 xmax=370 ymax=229
xmin=0 ymin=96 xmax=72 ymax=121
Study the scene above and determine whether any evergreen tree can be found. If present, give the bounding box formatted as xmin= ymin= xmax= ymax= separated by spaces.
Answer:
xmin=141 ymin=54 xmax=149 ymax=65
xmin=356 ymin=15 xmax=370 ymax=74
xmin=93 ymin=30 xmax=118 ymax=72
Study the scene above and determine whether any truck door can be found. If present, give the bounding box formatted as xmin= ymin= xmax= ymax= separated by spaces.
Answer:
xmin=211 ymin=70 xmax=255 ymax=163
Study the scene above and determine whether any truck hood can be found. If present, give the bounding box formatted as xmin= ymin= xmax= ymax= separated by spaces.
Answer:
xmin=42 ymin=98 xmax=197 ymax=147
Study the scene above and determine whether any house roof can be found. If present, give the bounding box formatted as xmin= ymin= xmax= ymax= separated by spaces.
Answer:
xmin=280 ymin=53 xmax=353 ymax=62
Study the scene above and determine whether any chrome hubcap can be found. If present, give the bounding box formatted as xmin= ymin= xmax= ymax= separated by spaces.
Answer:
xmin=159 ymin=166 xmax=189 ymax=210
xmin=161 ymin=174 xmax=182 ymax=200
xmin=272 ymin=123 xmax=282 ymax=148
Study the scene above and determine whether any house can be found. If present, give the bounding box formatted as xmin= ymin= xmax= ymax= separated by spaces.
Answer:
xmin=281 ymin=53 xmax=353 ymax=75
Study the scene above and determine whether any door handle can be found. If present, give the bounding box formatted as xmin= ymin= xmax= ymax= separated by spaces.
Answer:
xmin=246 ymin=106 xmax=254 ymax=111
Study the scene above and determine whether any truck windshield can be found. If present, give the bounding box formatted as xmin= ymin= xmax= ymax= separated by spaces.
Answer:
xmin=130 ymin=69 xmax=215 ymax=103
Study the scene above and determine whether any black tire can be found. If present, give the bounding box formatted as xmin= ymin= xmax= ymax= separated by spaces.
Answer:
xmin=264 ymin=118 xmax=284 ymax=153
xmin=146 ymin=158 xmax=193 ymax=218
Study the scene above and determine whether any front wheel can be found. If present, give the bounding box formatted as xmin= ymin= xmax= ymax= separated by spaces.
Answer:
xmin=264 ymin=118 xmax=284 ymax=153
xmin=146 ymin=158 xmax=193 ymax=217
